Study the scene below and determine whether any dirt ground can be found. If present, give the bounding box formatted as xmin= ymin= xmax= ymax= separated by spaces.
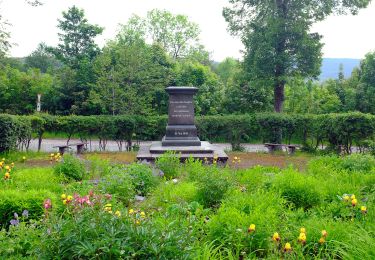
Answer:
xmin=21 ymin=151 xmax=312 ymax=171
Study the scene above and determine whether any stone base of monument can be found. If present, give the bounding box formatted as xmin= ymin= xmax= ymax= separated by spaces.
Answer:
xmin=136 ymin=141 xmax=228 ymax=164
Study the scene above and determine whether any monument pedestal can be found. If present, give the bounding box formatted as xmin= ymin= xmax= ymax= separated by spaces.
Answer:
xmin=136 ymin=86 xmax=228 ymax=164
xmin=136 ymin=141 xmax=228 ymax=164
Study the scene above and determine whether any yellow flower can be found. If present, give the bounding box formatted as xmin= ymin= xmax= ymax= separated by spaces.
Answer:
xmin=321 ymin=230 xmax=328 ymax=238
xmin=108 ymin=210 xmax=113 ymax=214
xmin=300 ymin=227 xmax=306 ymax=234
xmin=2 ymin=158 xmax=5 ymax=161
xmin=11 ymin=162 xmax=14 ymax=167
xmin=272 ymin=232 xmax=280 ymax=242
xmin=298 ymin=233 xmax=306 ymax=244
xmin=351 ymin=198 xmax=358 ymax=207
xmin=57 ymin=153 xmax=61 ymax=156
xmin=67 ymin=195 xmax=73 ymax=201
xmin=350 ymin=194 xmax=356 ymax=200
xmin=50 ymin=153 xmax=54 ymax=157
xmin=140 ymin=211 xmax=146 ymax=218
xmin=343 ymin=195 xmax=350 ymax=202
xmin=361 ymin=206 xmax=367 ymax=214
xmin=248 ymin=224 xmax=256 ymax=233
xmin=63 ymin=199 xmax=67 ymax=205
xmin=5 ymin=165 xmax=10 ymax=170
xmin=129 ymin=209 xmax=135 ymax=215
xmin=234 ymin=156 xmax=238 ymax=161
xmin=136 ymin=220 xmax=140 ymax=225
xmin=105 ymin=203 xmax=112 ymax=208
xmin=4 ymin=172 xmax=10 ymax=179
xmin=22 ymin=156 xmax=26 ymax=160
xmin=284 ymin=242 xmax=292 ymax=252
xmin=61 ymin=194 xmax=67 ymax=200
xmin=115 ymin=210 xmax=121 ymax=217
xmin=319 ymin=237 xmax=325 ymax=244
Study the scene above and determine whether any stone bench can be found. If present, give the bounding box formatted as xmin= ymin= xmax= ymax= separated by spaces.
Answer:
xmin=264 ymin=143 xmax=299 ymax=155
xmin=53 ymin=142 xmax=87 ymax=155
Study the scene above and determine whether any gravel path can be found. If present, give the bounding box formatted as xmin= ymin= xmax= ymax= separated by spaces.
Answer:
xmin=28 ymin=138 xmax=269 ymax=153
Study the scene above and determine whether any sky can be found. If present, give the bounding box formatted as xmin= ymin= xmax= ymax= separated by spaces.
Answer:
xmin=2 ymin=0 xmax=375 ymax=62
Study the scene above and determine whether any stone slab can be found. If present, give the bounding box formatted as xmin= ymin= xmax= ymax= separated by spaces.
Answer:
xmin=150 ymin=141 xmax=213 ymax=154
xmin=137 ymin=142 xmax=228 ymax=164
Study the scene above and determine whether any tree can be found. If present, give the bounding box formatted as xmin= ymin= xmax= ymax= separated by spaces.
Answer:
xmin=90 ymin=39 xmax=173 ymax=116
xmin=147 ymin=9 xmax=200 ymax=59
xmin=355 ymin=52 xmax=375 ymax=114
xmin=49 ymin=6 xmax=104 ymax=114
xmin=223 ymin=0 xmax=371 ymax=113
xmin=25 ymin=43 xmax=61 ymax=73
xmin=50 ymin=6 xmax=103 ymax=69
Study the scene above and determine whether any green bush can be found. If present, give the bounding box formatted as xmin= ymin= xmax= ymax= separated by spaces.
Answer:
xmin=126 ymin=163 xmax=157 ymax=196
xmin=54 ymin=154 xmax=86 ymax=181
xmin=155 ymin=151 xmax=180 ymax=179
xmin=0 ymin=189 xmax=57 ymax=229
xmin=273 ymin=168 xmax=322 ymax=210
xmin=340 ymin=154 xmax=375 ymax=173
xmin=40 ymin=206 xmax=199 ymax=259
xmin=98 ymin=167 xmax=135 ymax=204
xmin=0 ymin=115 xmax=20 ymax=152
xmin=195 ymin=169 xmax=232 ymax=208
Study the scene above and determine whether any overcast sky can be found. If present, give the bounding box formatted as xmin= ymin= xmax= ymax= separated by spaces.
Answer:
xmin=2 ymin=0 xmax=375 ymax=61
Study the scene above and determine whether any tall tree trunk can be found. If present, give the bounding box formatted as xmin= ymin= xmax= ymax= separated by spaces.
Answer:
xmin=274 ymin=82 xmax=285 ymax=113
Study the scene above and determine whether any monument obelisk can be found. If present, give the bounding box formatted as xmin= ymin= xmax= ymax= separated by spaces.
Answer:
xmin=137 ymin=86 xmax=228 ymax=164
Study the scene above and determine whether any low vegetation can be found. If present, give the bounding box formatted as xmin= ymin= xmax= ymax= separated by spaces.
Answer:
xmin=0 ymin=152 xmax=374 ymax=259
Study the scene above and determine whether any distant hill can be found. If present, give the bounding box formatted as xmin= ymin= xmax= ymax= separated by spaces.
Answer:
xmin=320 ymin=58 xmax=360 ymax=81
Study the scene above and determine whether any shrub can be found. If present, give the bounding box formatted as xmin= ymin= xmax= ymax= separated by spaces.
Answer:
xmin=195 ymin=169 xmax=232 ymax=208
xmin=40 ymin=206 xmax=199 ymax=259
xmin=0 ymin=189 xmax=57 ymax=229
xmin=207 ymin=190 xmax=285 ymax=258
xmin=273 ymin=168 xmax=322 ymax=210
xmin=340 ymin=154 xmax=375 ymax=173
xmin=155 ymin=151 xmax=180 ymax=179
xmin=54 ymin=154 xmax=86 ymax=181
xmin=98 ymin=167 xmax=135 ymax=204
xmin=126 ymin=163 xmax=157 ymax=196
xmin=0 ymin=115 xmax=19 ymax=152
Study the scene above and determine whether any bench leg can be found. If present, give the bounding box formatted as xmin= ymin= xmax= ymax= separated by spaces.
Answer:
xmin=288 ymin=147 xmax=296 ymax=155
xmin=59 ymin=147 xmax=65 ymax=155
xmin=77 ymin=145 xmax=84 ymax=155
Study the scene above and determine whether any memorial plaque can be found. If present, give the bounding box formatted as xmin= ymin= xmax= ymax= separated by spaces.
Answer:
xmin=162 ymin=87 xmax=201 ymax=146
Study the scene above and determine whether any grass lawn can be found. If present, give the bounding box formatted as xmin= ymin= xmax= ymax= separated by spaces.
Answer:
xmin=0 ymin=151 xmax=374 ymax=259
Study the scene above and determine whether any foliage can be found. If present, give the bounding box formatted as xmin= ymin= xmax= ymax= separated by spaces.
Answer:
xmin=54 ymin=154 xmax=86 ymax=181
xmin=126 ymin=163 xmax=157 ymax=196
xmin=0 ymin=189 xmax=57 ymax=229
xmin=0 ymin=115 xmax=18 ymax=152
xmin=98 ymin=167 xmax=135 ymax=204
xmin=155 ymin=151 xmax=180 ymax=179
xmin=273 ymin=168 xmax=322 ymax=210
xmin=195 ymin=168 xmax=232 ymax=208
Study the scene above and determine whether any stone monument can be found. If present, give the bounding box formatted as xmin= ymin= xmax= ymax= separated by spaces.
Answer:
xmin=137 ymin=86 xmax=228 ymax=164
xmin=162 ymin=87 xmax=201 ymax=146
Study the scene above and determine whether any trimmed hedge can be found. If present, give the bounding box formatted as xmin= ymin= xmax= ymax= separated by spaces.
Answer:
xmin=1 ymin=112 xmax=375 ymax=153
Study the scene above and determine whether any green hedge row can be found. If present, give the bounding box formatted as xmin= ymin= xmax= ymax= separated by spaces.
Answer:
xmin=1 ymin=112 xmax=374 ymax=153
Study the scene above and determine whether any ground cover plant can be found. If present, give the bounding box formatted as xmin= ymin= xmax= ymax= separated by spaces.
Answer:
xmin=0 ymin=152 xmax=374 ymax=259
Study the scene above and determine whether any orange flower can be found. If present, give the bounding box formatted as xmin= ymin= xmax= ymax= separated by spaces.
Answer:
xmin=321 ymin=230 xmax=328 ymax=238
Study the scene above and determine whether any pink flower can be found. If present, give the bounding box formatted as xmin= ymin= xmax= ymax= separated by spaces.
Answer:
xmin=44 ymin=199 xmax=52 ymax=210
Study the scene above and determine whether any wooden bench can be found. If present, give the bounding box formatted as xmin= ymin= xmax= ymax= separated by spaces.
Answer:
xmin=53 ymin=143 xmax=87 ymax=155
xmin=264 ymin=143 xmax=299 ymax=155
